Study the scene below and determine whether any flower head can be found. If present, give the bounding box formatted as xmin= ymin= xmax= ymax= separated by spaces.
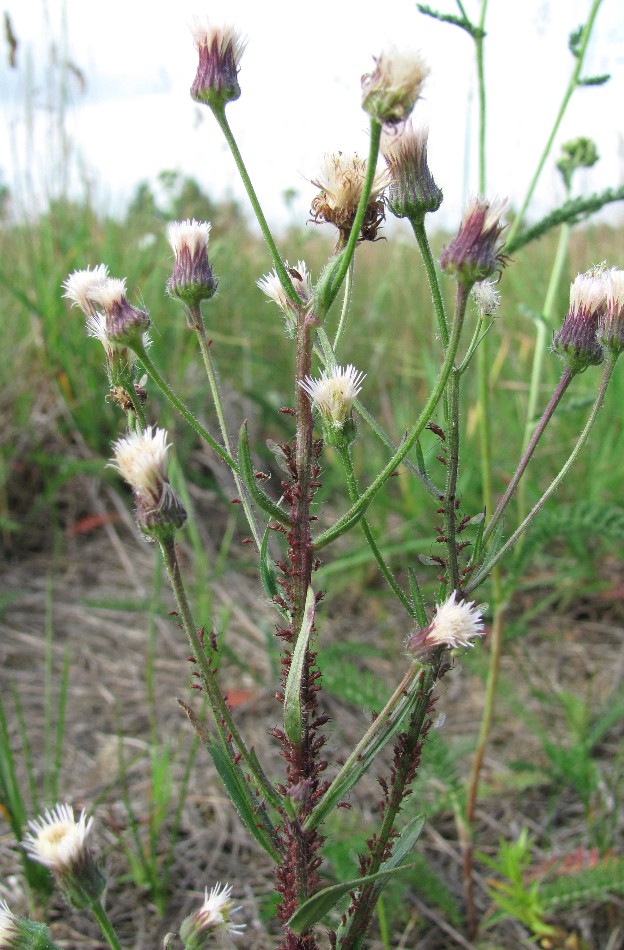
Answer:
xmin=0 ymin=900 xmax=57 ymax=949
xmin=471 ymin=280 xmax=501 ymax=317
xmin=167 ymin=219 xmax=218 ymax=307
xmin=382 ymin=121 xmax=442 ymax=219
xmin=300 ymin=364 xmax=365 ymax=446
xmin=406 ymin=592 xmax=486 ymax=657
xmin=112 ymin=427 xmax=186 ymax=540
xmin=257 ymin=260 xmax=313 ymax=334
xmin=62 ymin=264 xmax=110 ymax=316
xmin=552 ymin=266 xmax=608 ymax=373
xmin=88 ymin=277 xmax=151 ymax=347
xmin=190 ymin=20 xmax=246 ymax=108
xmin=440 ymin=197 xmax=508 ymax=286
xmin=310 ymin=152 xmax=389 ymax=241
xmin=23 ymin=804 xmax=105 ymax=909
xmin=362 ymin=48 xmax=429 ymax=126
xmin=596 ymin=267 xmax=624 ymax=357
xmin=179 ymin=882 xmax=245 ymax=946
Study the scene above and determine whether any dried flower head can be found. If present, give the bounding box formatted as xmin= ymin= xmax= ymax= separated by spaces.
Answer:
xmin=440 ymin=197 xmax=508 ymax=286
xmin=88 ymin=277 xmax=151 ymax=347
xmin=23 ymin=804 xmax=105 ymax=909
xmin=257 ymin=260 xmax=313 ymax=333
xmin=190 ymin=20 xmax=246 ymax=108
xmin=179 ymin=882 xmax=245 ymax=946
xmin=596 ymin=267 xmax=624 ymax=357
xmin=552 ymin=266 xmax=608 ymax=373
xmin=406 ymin=591 xmax=486 ymax=657
xmin=310 ymin=152 xmax=389 ymax=241
xmin=62 ymin=264 xmax=109 ymax=316
xmin=112 ymin=427 xmax=186 ymax=539
xmin=167 ymin=219 xmax=218 ymax=307
xmin=382 ymin=121 xmax=442 ymax=218
xmin=362 ymin=47 xmax=429 ymax=126
xmin=471 ymin=280 xmax=501 ymax=317
xmin=299 ymin=364 xmax=365 ymax=446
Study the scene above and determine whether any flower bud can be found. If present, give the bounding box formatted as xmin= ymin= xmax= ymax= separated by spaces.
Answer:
xmin=111 ymin=427 xmax=187 ymax=541
xmin=23 ymin=804 xmax=105 ymax=910
xmin=556 ymin=136 xmax=599 ymax=190
xmin=88 ymin=277 xmax=151 ymax=348
xmin=190 ymin=21 xmax=246 ymax=109
xmin=299 ymin=364 xmax=365 ymax=448
xmin=440 ymin=197 xmax=508 ymax=287
xmin=381 ymin=121 xmax=442 ymax=219
xmin=406 ymin=591 xmax=486 ymax=658
xmin=310 ymin=153 xmax=389 ymax=242
xmin=167 ymin=219 xmax=218 ymax=307
xmin=596 ymin=267 xmax=624 ymax=357
xmin=552 ymin=267 xmax=608 ymax=373
xmin=257 ymin=260 xmax=313 ymax=335
xmin=179 ymin=883 xmax=245 ymax=946
xmin=361 ymin=48 xmax=429 ymax=126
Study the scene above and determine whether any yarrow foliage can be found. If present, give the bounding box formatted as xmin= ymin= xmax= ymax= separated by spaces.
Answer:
xmin=406 ymin=592 xmax=486 ymax=657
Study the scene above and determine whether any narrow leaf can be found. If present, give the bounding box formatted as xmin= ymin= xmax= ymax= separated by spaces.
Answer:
xmin=283 ymin=587 xmax=315 ymax=747
xmin=287 ymin=863 xmax=414 ymax=935
xmin=407 ymin=568 xmax=428 ymax=627
xmin=238 ymin=422 xmax=292 ymax=527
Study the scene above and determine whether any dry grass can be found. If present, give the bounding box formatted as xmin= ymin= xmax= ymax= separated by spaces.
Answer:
xmin=1 ymin=467 xmax=624 ymax=949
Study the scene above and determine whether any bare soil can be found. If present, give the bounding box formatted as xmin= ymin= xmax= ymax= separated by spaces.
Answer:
xmin=1 ymin=472 xmax=624 ymax=949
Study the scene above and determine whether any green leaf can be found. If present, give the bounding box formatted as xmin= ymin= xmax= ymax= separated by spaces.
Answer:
xmin=259 ymin=522 xmax=289 ymax=621
xmin=283 ymin=587 xmax=316 ymax=747
xmin=286 ymin=862 xmax=415 ymax=935
xmin=238 ymin=422 xmax=292 ymax=527
xmin=208 ymin=739 xmax=282 ymax=862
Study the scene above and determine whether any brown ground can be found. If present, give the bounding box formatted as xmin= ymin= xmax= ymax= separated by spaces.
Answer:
xmin=1 ymin=468 xmax=624 ymax=949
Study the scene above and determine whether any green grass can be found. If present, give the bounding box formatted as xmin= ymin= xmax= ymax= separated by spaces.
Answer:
xmin=2 ymin=185 xmax=623 ymax=604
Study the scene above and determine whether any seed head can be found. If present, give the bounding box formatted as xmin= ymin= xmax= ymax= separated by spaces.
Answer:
xmin=62 ymin=264 xmax=110 ymax=317
xmin=382 ymin=121 xmax=442 ymax=219
xmin=552 ymin=266 xmax=608 ymax=373
xmin=167 ymin=219 xmax=218 ymax=307
xmin=361 ymin=47 xmax=429 ymax=126
xmin=310 ymin=152 xmax=389 ymax=241
xmin=190 ymin=20 xmax=246 ymax=109
xmin=471 ymin=280 xmax=501 ymax=317
xmin=440 ymin=197 xmax=508 ymax=287
xmin=112 ymin=427 xmax=186 ymax=540
xmin=596 ymin=267 xmax=624 ymax=357
xmin=23 ymin=804 xmax=105 ymax=909
xmin=406 ymin=591 xmax=486 ymax=657
xmin=179 ymin=882 xmax=245 ymax=946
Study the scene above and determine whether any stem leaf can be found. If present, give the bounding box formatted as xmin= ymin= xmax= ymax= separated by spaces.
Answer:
xmin=287 ymin=863 xmax=415 ymax=936
xmin=283 ymin=586 xmax=315 ymax=747
xmin=238 ymin=422 xmax=292 ymax=527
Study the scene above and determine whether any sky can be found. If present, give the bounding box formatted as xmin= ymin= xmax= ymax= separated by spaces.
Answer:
xmin=1 ymin=0 xmax=623 ymax=232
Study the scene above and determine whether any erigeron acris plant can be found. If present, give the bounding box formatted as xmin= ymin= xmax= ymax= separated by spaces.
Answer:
xmin=11 ymin=8 xmax=623 ymax=949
